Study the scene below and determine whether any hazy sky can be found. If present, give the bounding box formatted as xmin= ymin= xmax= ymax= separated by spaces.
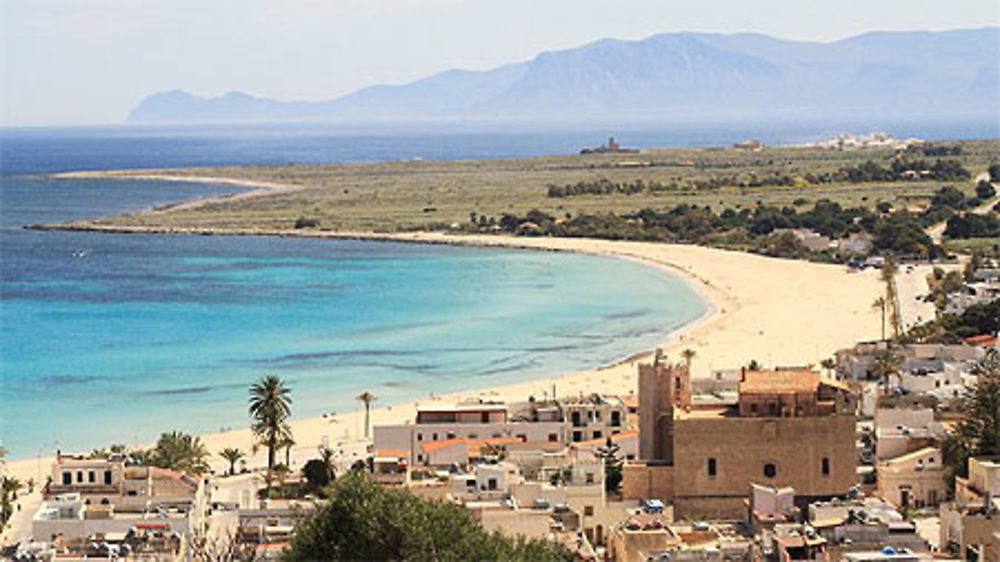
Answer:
xmin=2 ymin=0 xmax=998 ymax=126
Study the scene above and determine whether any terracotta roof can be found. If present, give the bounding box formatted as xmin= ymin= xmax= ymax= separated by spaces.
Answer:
xmin=965 ymin=334 xmax=998 ymax=347
xmin=419 ymin=436 xmax=526 ymax=456
xmin=466 ymin=437 xmax=526 ymax=458
xmin=739 ymin=370 xmax=848 ymax=394
xmin=574 ymin=429 xmax=639 ymax=447
xmin=623 ymin=395 xmax=639 ymax=409
xmin=375 ymin=449 xmax=410 ymax=459
xmin=420 ymin=437 xmax=467 ymax=454
xmin=150 ymin=467 xmax=198 ymax=491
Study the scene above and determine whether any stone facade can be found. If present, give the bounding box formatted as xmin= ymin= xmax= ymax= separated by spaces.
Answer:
xmin=625 ymin=359 xmax=858 ymax=519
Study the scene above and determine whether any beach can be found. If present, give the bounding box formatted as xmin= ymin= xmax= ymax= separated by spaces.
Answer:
xmin=4 ymin=221 xmax=889 ymax=484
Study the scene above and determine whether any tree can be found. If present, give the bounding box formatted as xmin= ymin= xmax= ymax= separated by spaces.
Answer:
xmin=988 ymin=163 xmax=1000 ymax=183
xmin=872 ymin=297 xmax=888 ymax=341
xmin=944 ymin=350 xmax=1000 ymax=483
xmin=820 ymin=358 xmax=837 ymax=375
xmin=357 ymin=391 xmax=378 ymax=440
xmin=975 ymin=180 xmax=996 ymax=201
xmin=249 ymin=375 xmax=292 ymax=492
xmin=681 ymin=348 xmax=696 ymax=372
xmin=302 ymin=457 xmax=335 ymax=491
xmin=1 ymin=476 xmax=22 ymax=530
xmin=148 ymin=431 xmax=210 ymax=475
xmin=220 ymin=448 xmax=246 ymax=476
xmin=598 ymin=438 xmax=623 ymax=494
xmin=280 ymin=434 xmax=296 ymax=468
xmin=285 ymin=472 xmax=572 ymax=561
xmin=871 ymin=349 xmax=902 ymax=391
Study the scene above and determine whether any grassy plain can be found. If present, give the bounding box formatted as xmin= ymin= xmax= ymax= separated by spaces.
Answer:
xmin=64 ymin=140 xmax=999 ymax=233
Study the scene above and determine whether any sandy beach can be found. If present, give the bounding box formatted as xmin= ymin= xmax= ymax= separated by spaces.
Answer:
xmin=5 ymin=171 xmax=896 ymax=486
xmin=4 ymin=233 xmax=889 ymax=485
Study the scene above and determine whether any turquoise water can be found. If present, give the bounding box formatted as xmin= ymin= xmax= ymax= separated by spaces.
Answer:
xmin=1 ymin=177 xmax=707 ymax=458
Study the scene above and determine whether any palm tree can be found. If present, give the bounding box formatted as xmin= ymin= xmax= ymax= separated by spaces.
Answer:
xmin=872 ymin=297 xmax=887 ymax=341
xmin=872 ymin=350 xmax=902 ymax=392
xmin=1 ymin=476 xmax=22 ymax=502
xmin=820 ymin=358 xmax=837 ymax=375
xmin=681 ymin=349 xmax=696 ymax=372
xmin=219 ymin=448 xmax=245 ymax=476
xmin=151 ymin=431 xmax=210 ymax=475
xmin=249 ymin=375 xmax=292 ymax=491
xmin=280 ymin=434 xmax=296 ymax=468
xmin=356 ymin=391 xmax=377 ymax=439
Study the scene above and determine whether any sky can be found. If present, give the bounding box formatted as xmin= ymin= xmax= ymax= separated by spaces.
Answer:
xmin=2 ymin=0 xmax=998 ymax=127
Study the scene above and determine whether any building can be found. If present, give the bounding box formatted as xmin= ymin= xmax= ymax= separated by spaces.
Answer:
xmin=561 ymin=394 xmax=629 ymax=443
xmin=33 ymin=453 xmax=206 ymax=543
xmin=876 ymin=447 xmax=947 ymax=509
xmin=874 ymin=407 xmax=946 ymax=461
xmin=623 ymin=355 xmax=857 ymax=519
xmin=373 ymin=402 xmax=566 ymax=467
xmin=940 ymin=498 xmax=1000 ymax=562
xmin=957 ymin=457 xmax=1000 ymax=504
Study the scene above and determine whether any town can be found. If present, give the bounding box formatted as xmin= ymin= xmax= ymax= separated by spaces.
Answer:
xmin=2 ymin=254 xmax=998 ymax=561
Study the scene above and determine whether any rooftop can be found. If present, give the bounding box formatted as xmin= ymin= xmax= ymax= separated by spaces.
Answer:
xmin=739 ymin=369 xmax=849 ymax=394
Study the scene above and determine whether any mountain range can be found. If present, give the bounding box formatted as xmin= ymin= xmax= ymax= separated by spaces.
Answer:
xmin=128 ymin=28 xmax=1000 ymax=124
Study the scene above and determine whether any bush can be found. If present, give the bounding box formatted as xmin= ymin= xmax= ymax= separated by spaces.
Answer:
xmin=284 ymin=472 xmax=573 ymax=561
xmin=294 ymin=217 xmax=320 ymax=229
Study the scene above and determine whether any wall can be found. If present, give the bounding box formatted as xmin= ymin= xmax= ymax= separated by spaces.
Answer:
xmin=622 ymin=463 xmax=674 ymax=502
xmin=671 ymin=415 xmax=857 ymax=519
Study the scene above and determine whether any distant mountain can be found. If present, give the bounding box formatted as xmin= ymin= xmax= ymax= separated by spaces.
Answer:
xmin=127 ymin=28 xmax=1000 ymax=123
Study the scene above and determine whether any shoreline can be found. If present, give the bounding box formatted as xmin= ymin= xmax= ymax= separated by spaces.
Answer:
xmin=5 ymin=171 xmax=884 ymax=485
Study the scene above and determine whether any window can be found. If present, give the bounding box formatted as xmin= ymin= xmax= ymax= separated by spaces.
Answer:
xmin=768 ymin=403 xmax=777 ymax=416
xmin=750 ymin=404 xmax=758 ymax=415
xmin=417 ymin=433 xmax=423 ymax=441
xmin=548 ymin=433 xmax=558 ymax=442
xmin=468 ymin=433 xmax=478 ymax=439
xmin=586 ymin=473 xmax=594 ymax=485
xmin=584 ymin=505 xmax=594 ymax=516
xmin=432 ymin=433 xmax=438 ymax=441
xmin=573 ymin=431 xmax=582 ymax=442
xmin=88 ymin=471 xmax=95 ymax=483
xmin=763 ymin=463 xmax=777 ymax=478
xmin=611 ymin=411 xmax=621 ymax=427
xmin=76 ymin=471 xmax=83 ymax=483
xmin=127 ymin=490 xmax=138 ymax=497
xmin=104 ymin=471 xmax=112 ymax=485
xmin=100 ymin=498 xmax=110 ymax=505
xmin=62 ymin=472 xmax=72 ymax=486
xmin=708 ymin=458 xmax=717 ymax=478
xmin=822 ymin=458 xmax=830 ymax=476
xmin=593 ymin=431 xmax=602 ymax=440
xmin=487 ymin=478 xmax=498 ymax=491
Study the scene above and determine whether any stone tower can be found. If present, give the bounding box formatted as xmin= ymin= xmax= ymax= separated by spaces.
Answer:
xmin=637 ymin=349 xmax=690 ymax=463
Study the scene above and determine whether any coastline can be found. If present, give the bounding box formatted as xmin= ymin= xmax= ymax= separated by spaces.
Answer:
xmin=5 ymin=172 xmax=885 ymax=485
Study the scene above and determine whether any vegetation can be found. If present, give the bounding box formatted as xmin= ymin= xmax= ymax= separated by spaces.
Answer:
xmin=598 ymin=438 xmax=623 ymax=494
xmin=944 ymin=351 xmax=1000 ymax=484
xmin=1 ymin=476 xmax=22 ymax=531
xmin=220 ymin=448 xmax=246 ymax=476
xmin=283 ymin=472 xmax=573 ymax=561
xmin=249 ymin=375 xmax=293 ymax=491
xmin=74 ymin=141 xmax=1000 ymax=237
xmin=302 ymin=448 xmax=336 ymax=493
xmin=904 ymin=299 xmax=1000 ymax=343
xmin=357 ymin=391 xmax=377 ymax=440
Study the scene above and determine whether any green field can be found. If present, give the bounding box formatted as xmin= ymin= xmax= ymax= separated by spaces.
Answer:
xmin=79 ymin=140 xmax=999 ymax=233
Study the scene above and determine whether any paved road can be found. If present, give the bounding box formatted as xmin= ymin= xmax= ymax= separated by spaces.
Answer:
xmin=926 ymin=172 xmax=997 ymax=245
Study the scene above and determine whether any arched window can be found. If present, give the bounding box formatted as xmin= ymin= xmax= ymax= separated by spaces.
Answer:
xmin=763 ymin=463 xmax=777 ymax=478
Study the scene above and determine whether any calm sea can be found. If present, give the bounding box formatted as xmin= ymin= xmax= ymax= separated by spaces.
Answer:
xmin=0 ymin=120 xmax=993 ymax=458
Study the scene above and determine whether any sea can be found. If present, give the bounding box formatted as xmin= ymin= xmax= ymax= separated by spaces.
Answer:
xmin=1 ymin=119 xmax=995 ymax=459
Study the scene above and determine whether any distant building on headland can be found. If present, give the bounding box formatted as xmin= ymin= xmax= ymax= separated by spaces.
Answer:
xmin=803 ymin=131 xmax=924 ymax=151
xmin=733 ymin=139 xmax=765 ymax=151
xmin=580 ymin=136 xmax=638 ymax=155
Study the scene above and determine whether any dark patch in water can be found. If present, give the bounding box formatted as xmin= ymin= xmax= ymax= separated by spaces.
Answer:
xmin=146 ymin=385 xmax=214 ymax=396
xmin=37 ymin=375 xmax=97 ymax=385
xmin=603 ymin=309 xmax=649 ymax=320
xmin=260 ymin=349 xmax=424 ymax=363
